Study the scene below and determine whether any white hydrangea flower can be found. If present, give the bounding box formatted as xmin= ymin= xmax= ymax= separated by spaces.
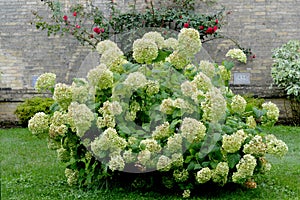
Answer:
xmin=53 ymin=83 xmax=73 ymax=110
xmin=173 ymin=169 xmax=189 ymax=182
xmin=232 ymin=154 xmax=257 ymax=183
xmin=144 ymin=80 xmax=160 ymax=96
xmin=156 ymin=155 xmax=172 ymax=171
xmin=246 ymin=116 xmax=257 ymax=129
xmin=152 ymin=122 xmax=171 ymax=140
xmin=171 ymin=153 xmax=184 ymax=168
xmin=35 ymin=73 xmax=56 ymax=93
xmin=222 ymin=130 xmax=247 ymax=153
xmin=87 ymin=65 xmax=113 ymax=89
xmin=49 ymin=123 xmax=68 ymax=138
xmin=133 ymin=38 xmax=158 ymax=64
xmin=65 ymin=168 xmax=79 ymax=186
xmin=28 ymin=112 xmax=49 ymax=136
xmin=180 ymin=117 xmax=206 ymax=143
xmin=71 ymin=78 xmax=90 ymax=104
xmin=166 ymin=51 xmax=189 ymax=70
xmin=68 ymin=102 xmax=94 ymax=137
xmin=160 ymin=98 xmax=175 ymax=114
xmin=182 ymin=189 xmax=191 ymax=198
xmin=196 ymin=167 xmax=211 ymax=184
xmin=140 ymin=138 xmax=162 ymax=153
xmin=243 ymin=135 xmax=267 ymax=156
xmin=96 ymin=40 xmax=119 ymax=54
xmin=123 ymin=71 xmax=147 ymax=89
xmin=108 ymin=154 xmax=125 ymax=171
xmin=163 ymin=38 xmax=178 ymax=50
xmin=137 ymin=149 xmax=151 ymax=166
xmin=142 ymin=31 xmax=165 ymax=49
xmin=166 ymin=134 xmax=183 ymax=154
xmin=212 ymin=162 xmax=229 ymax=185
xmin=122 ymin=149 xmax=136 ymax=163
xmin=181 ymin=80 xmax=197 ymax=98
xmin=199 ymin=60 xmax=216 ymax=78
xmin=178 ymin=28 xmax=202 ymax=57
xmin=191 ymin=72 xmax=213 ymax=93
xmin=265 ymin=134 xmax=288 ymax=157
xmin=231 ymin=95 xmax=247 ymax=114
xmin=99 ymin=101 xmax=123 ymax=116
xmin=226 ymin=48 xmax=247 ymax=63
xmin=217 ymin=65 xmax=231 ymax=81
xmin=262 ymin=102 xmax=280 ymax=126
xmin=201 ymin=87 xmax=227 ymax=123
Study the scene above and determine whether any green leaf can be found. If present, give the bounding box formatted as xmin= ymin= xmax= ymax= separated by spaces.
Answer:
xmin=227 ymin=153 xmax=241 ymax=169
xmin=223 ymin=60 xmax=234 ymax=71
xmin=187 ymin=161 xmax=195 ymax=171
xmin=194 ymin=163 xmax=202 ymax=170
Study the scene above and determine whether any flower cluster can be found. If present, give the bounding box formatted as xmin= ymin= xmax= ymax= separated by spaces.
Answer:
xmin=152 ymin=122 xmax=171 ymax=140
xmin=201 ymin=87 xmax=227 ymax=123
xmin=265 ymin=134 xmax=288 ymax=157
xmin=65 ymin=168 xmax=79 ymax=186
xmin=142 ymin=31 xmax=165 ymax=49
xmin=232 ymin=154 xmax=257 ymax=183
xmin=243 ymin=135 xmax=267 ymax=156
xmin=28 ymin=112 xmax=49 ymax=136
xmin=196 ymin=167 xmax=211 ymax=184
xmin=133 ymin=38 xmax=158 ymax=64
xmin=231 ymin=95 xmax=247 ymax=114
xmin=199 ymin=60 xmax=215 ymax=78
xmin=226 ymin=48 xmax=247 ymax=63
xmin=68 ymin=102 xmax=94 ymax=137
xmin=178 ymin=28 xmax=202 ymax=57
xmin=91 ymin=128 xmax=127 ymax=158
xmin=53 ymin=83 xmax=73 ymax=110
xmin=35 ymin=72 xmax=56 ymax=92
xmin=87 ymin=64 xmax=113 ymax=89
xmin=222 ymin=130 xmax=247 ymax=153
xmin=211 ymin=162 xmax=229 ymax=185
xmin=261 ymin=102 xmax=280 ymax=126
xmin=180 ymin=117 xmax=206 ymax=143
xmin=164 ymin=38 xmax=178 ymax=50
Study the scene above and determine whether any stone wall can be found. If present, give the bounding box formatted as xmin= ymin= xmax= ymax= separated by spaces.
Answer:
xmin=1 ymin=0 xmax=299 ymax=123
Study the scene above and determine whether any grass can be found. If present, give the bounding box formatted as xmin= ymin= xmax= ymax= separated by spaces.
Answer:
xmin=0 ymin=126 xmax=299 ymax=200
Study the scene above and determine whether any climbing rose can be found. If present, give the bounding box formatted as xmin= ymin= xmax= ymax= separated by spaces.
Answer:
xmin=199 ymin=25 xmax=204 ymax=30
xmin=183 ymin=23 xmax=189 ymax=28
xmin=215 ymin=19 xmax=219 ymax=24
xmin=73 ymin=11 xmax=77 ymax=17
xmin=63 ymin=15 xmax=68 ymax=21
xmin=206 ymin=27 xmax=214 ymax=34
xmin=93 ymin=27 xmax=101 ymax=34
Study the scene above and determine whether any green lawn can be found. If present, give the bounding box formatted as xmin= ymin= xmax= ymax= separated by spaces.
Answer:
xmin=0 ymin=126 xmax=299 ymax=200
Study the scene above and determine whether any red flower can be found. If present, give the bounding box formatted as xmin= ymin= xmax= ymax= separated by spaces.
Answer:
xmin=100 ymin=28 xmax=105 ymax=33
xmin=179 ymin=15 xmax=183 ymax=19
xmin=183 ymin=23 xmax=189 ymax=28
xmin=215 ymin=19 xmax=219 ymax=24
xmin=199 ymin=25 xmax=204 ymax=30
xmin=206 ymin=27 xmax=214 ymax=34
xmin=213 ymin=26 xmax=218 ymax=32
xmin=63 ymin=15 xmax=68 ymax=21
xmin=93 ymin=27 xmax=101 ymax=34
xmin=252 ymin=54 xmax=256 ymax=59
xmin=75 ymin=24 xmax=80 ymax=29
xmin=73 ymin=11 xmax=77 ymax=17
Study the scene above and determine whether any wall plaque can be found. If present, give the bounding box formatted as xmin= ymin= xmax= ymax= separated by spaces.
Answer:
xmin=233 ymin=72 xmax=250 ymax=85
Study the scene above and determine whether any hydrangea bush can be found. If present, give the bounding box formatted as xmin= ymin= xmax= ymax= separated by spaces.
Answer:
xmin=29 ymin=28 xmax=287 ymax=198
